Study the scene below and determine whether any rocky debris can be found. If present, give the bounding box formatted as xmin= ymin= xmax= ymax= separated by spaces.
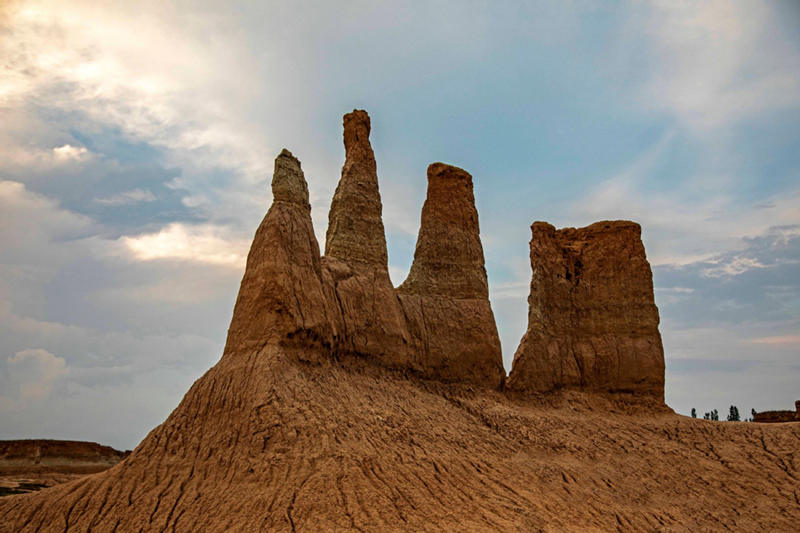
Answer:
xmin=0 ymin=440 xmax=129 ymax=475
xmin=506 ymin=221 xmax=665 ymax=397
xmin=398 ymin=163 xmax=504 ymax=385
xmin=754 ymin=401 xmax=800 ymax=423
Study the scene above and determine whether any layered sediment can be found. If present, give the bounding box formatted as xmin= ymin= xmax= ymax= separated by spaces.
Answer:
xmin=753 ymin=401 xmax=800 ymax=423
xmin=224 ymin=149 xmax=337 ymax=359
xmin=506 ymin=221 xmax=665 ymax=397
xmin=398 ymin=162 xmax=504 ymax=385
xmin=0 ymin=440 xmax=128 ymax=475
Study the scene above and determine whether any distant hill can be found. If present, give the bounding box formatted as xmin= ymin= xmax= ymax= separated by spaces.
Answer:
xmin=0 ymin=439 xmax=129 ymax=476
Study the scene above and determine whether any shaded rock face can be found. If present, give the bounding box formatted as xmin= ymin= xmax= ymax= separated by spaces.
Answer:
xmin=506 ymin=221 xmax=665 ymax=397
xmin=321 ymin=110 xmax=413 ymax=365
xmin=224 ymin=149 xmax=337 ymax=359
xmin=325 ymin=110 xmax=387 ymax=268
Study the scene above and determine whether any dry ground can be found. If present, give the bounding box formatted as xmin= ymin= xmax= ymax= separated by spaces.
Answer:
xmin=1 ymin=353 xmax=797 ymax=532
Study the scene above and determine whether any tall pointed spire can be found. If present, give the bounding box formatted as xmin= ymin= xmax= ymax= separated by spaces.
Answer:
xmin=224 ymin=149 xmax=333 ymax=356
xmin=399 ymin=162 xmax=489 ymax=298
xmin=324 ymin=109 xmax=388 ymax=268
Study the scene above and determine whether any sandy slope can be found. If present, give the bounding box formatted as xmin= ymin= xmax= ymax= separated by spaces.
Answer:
xmin=1 ymin=351 xmax=797 ymax=532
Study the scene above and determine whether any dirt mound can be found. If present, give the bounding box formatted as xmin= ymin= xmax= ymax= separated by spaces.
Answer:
xmin=1 ymin=361 xmax=798 ymax=531
xmin=1 ymin=111 xmax=797 ymax=531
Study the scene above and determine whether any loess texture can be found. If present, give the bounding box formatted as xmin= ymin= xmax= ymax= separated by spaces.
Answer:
xmin=1 ymin=360 xmax=798 ymax=531
xmin=506 ymin=221 xmax=665 ymax=397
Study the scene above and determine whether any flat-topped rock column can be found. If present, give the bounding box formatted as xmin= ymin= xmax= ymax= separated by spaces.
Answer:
xmin=506 ymin=221 xmax=665 ymax=398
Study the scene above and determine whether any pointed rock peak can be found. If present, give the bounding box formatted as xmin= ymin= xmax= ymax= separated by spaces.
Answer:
xmin=325 ymin=109 xmax=388 ymax=268
xmin=343 ymin=109 xmax=373 ymax=163
xmin=399 ymin=162 xmax=488 ymax=298
xmin=271 ymin=148 xmax=310 ymax=208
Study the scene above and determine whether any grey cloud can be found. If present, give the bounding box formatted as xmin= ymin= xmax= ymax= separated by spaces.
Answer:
xmin=654 ymin=225 xmax=800 ymax=327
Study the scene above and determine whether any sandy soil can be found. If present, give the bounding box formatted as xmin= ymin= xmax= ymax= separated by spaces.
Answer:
xmin=1 ymin=354 xmax=797 ymax=532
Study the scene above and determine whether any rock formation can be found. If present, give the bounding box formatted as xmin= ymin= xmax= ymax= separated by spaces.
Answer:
xmin=506 ymin=221 xmax=665 ymax=397
xmin=322 ymin=110 xmax=409 ymax=364
xmin=225 ymin=149 xmax=337 ymax=359
xmin=397 ymin=163 xmax=504 ymax=385
xmin=228 ymin=110 xmax=505 ymax=385
xmin=3 ymin=111 xmax=798 ymax=532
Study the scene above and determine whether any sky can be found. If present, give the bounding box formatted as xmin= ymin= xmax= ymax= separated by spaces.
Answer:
xmin=1 ymin=0 xmax=799 ymax=449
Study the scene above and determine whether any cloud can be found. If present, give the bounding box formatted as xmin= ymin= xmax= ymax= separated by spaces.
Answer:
xmin=94 ymin=188 xmax=156 ymax=206
xmin=565 ymin=128 xmax=800 ymax=266
xmin=642 ymin=1 xmax=800 ymax=133
xmin=53 ymin=144 xmax=90 ymax=161
xmin=118 ymin=223 xmax=248 ymax=267
xmin=2 ymin=349 xmax=68 ymax=405
xmin=747 ymin=335 xmax=800 ymax=346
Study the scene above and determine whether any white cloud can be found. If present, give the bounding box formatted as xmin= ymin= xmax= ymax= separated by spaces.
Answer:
xmin=3 ymin=349 xmax=68 ymax=405
xmin=118 ymin=223 xmax=248 ymax=267
xmin=52 ymin=144 xmax=90 ymax=161
xmin=0 ymin=180 xmax=92 ymax=245
xmin=643 ymin=1 xmax=800 ymax=133
xmin=565 ymin=131 xmax=800 ymax=267
xmin=94 ymin=188 xmax=156 ymax=205
xmin=0 ymin=0 xmax=277 ymax=229
xmin=701 ymin=256 xmax=768 ymax=278
xmin=746 ymin=335 xmax=800 ymax=346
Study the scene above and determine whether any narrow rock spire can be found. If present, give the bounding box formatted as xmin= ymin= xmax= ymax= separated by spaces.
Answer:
xmin=399 ymin=163 xmax=489 ymax=298
xmin=224 ymin=150 xmax=333 ymax=356
xmin=271 ymin=149 xmax=309 ymax=207
xmin=324 ymin=109 xmax=388 ymax=269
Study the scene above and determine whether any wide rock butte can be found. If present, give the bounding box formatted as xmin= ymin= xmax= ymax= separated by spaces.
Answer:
xmin=1 ymin=111 xmax=798 ymax=532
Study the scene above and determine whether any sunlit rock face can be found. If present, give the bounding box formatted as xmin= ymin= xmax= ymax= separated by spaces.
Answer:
xmin=506 ymin=221 xmax=665 ymax=398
